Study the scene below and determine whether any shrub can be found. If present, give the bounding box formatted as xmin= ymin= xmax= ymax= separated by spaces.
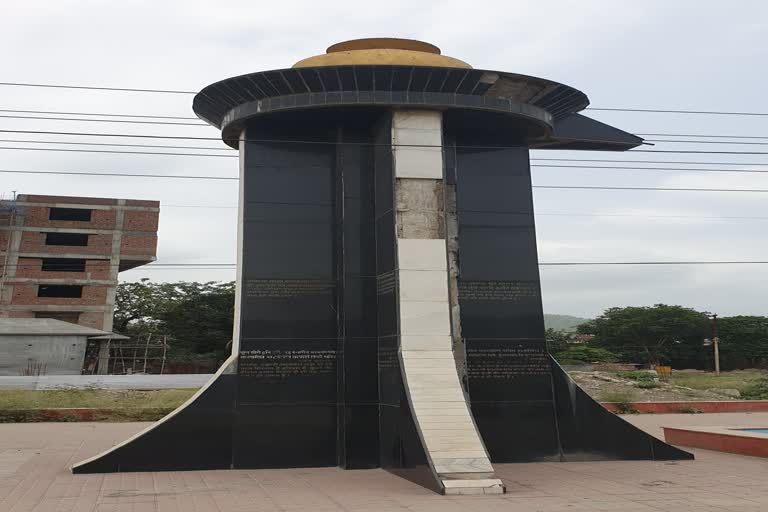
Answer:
xmin=553 ymin=346 xmax=618 ymax=364
xmin=742 ymin=378 xmax=768 ymax=400
xmin=617 ymin=371 xmax=658 ymax=382
xmin=637 ymin=381 xmax=659 ymax=389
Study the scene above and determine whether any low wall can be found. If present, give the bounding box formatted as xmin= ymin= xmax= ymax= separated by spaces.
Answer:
xmin=602 ymin=400 xmax=768 ymax=414
xmin=0 ymin=374 xmax=213 ymax=390
xmin=663 ymin=427 xmax=768 ymax=458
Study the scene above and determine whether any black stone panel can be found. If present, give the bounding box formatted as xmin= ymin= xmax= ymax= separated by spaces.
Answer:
xmin=337 ymin=131 xmax=379 ymax=469
xmin=343 ymin=277 xmax=378 ymax=339
xmin=466 ymin=339 xmax=552 ymax=403
xmin=550 ymin=359 xmax=694 ymax=461
xmin=237 ymin=128 xmax=341 ymax=468
xmin=340 ymin=404 xmax=380 ymax=468
xmin=72 ymin=374 xmax=236 ymax=473
xmin=232 ymin=404 xmax=337 ymax=468
xmin=470 ymin=401 xmax=561 ymax=463
xmin=452 ymin=141 xmax=692 ymax=463
xmin=237 ymin=338 xmax=337 ymax=404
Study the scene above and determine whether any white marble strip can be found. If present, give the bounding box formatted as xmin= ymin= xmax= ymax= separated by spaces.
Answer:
xmin=392 ymin=110 xmax=502 ymax=494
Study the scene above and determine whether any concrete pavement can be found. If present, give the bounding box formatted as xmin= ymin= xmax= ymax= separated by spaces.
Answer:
xmin=1 ymin=413 xmax=767 ymax=511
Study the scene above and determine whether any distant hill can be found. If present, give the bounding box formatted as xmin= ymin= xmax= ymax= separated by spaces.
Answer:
xmin=544 ymin=314 xmax=589 ymax=332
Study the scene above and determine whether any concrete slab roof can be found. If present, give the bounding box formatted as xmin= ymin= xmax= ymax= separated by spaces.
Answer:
xmin=0 ymin=318 xmax=118 ymax=337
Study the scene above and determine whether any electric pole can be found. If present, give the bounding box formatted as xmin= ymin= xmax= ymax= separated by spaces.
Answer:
xmin=711 ymin=313 xmax=720 ymax=376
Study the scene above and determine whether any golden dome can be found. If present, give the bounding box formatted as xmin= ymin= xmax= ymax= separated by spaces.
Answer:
xmin=292 ymin=38 xmax=472 ymax=69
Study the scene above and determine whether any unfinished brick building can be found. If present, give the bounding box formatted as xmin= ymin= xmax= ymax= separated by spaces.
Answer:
xmin=0 ymin=195 xmax=159 ymax=332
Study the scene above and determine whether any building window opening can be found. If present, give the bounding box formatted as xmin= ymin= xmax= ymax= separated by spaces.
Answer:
xmin=37 ymin=285 xmax=83 ymax=298
xmin=49 ymin=207 xmax=92 ymax=221
xmin=45 ymin=232 xmax=89 ymax=246
xmin=34 ymin=311 xmax=81 ymax=324
xmin=41 ymin=258 xmax=87 ymax=272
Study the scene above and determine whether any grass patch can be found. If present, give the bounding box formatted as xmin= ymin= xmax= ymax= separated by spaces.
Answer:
xmin=0 ymin=407 xmax=176 ymax=423
xmin=0 ymin=389 xmax=195 ymax=411
xmin=637 ymin=381 xmax=659 ymax=389
xmin=617 ymin=371 xmax=658 ymax=382
xmin=669 ymin=370 xmax=767 ymax=396
xmin=599 ymin=389 xmax=639 ymax=413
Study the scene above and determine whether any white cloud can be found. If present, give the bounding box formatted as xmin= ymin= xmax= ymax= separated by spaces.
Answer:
xmin=2 ymin=0 xmax=767 ymax=317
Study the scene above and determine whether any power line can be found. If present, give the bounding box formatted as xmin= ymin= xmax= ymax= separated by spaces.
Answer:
xmin=638 ymin=133 xmax=768 ymax=140
xmin=8 ymin=138 xmax=768 ymax=158
xmin=3 ymin=128 xmax=768 ymax=159
xmin=4 ymin=143 xmax=768 ymax=157
xmin=0 ymin=146 xmax=234 ymax=157
xmin=0 ymin=115 xmax=206 ymax=126
xmin=4 ymin=168 xmax=768 ymax=193
xmin=0 ymin=129 xmax=224 ymax=140
xmin=536 ymin=212 xmax=768 ymax=221
xmin=534 ymin=165 xmax=768 ymax=174
xmin=0 ymin=139 xmax=231 ymax=151
xmin=8 ymin=161 xmax=768 ymax=179
xmin=534 ymin=185 xmax=768 ymax=193
xmin=5 ymin=108 xmax=768 ymax=129
xmin=0 ymin=109 xmax=198 ymax=120
xmin=632 ymin=149 xmax=768 ymax=155
xmin=0 ymin=82 xmax=195 ymax=94
xmin=645 ymin=139 xmax=768 ymax=146
xmin=1 ymin=81 xmax=768 ymax=118
xmin=3 ymin=142 xmax=768 ymax=174
xmin=5 ymin=261 xmax=768 ymax=270
xmin=533 ymin=158 xmax=768 ymax=167
xmin=587 ymin=107 xmax=768 ymax=116
xmin=0 ymin=169 xmax=236 ymax=180
xmin=5 ymin=129 xmax=767 ymax=167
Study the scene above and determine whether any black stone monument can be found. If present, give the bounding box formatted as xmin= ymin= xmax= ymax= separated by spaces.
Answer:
xmin=73 ymin=39 xmax=692 ymax=494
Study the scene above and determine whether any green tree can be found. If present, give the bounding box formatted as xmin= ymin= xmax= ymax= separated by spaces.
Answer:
xmin=114 ymin=280 xmax=235 ymax=361
xmin=545 ymin=328 xmax=570 ymax=354
xmin=718 ymin=316 xmax=768 ymax=368
xmin=582 ymin=304 xmax=710 ymax=366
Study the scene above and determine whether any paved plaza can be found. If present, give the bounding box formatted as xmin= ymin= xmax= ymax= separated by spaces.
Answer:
xmin=0 ymin=413 xmax=766 ymax=511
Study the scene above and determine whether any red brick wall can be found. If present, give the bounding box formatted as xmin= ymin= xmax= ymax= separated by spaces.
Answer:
xmin=19 ymin=232 xmax=113 ymax=256
xmin=126 ymin=200 xmax=160 ymax=208
xmin=7 ymin=310 xmax=35 ymax=319
xmin=7 ymin=308 xmax=103 ymax=330
xmin=78 ymin=312 xmax=105 ymax=330
xmin=120 ymin=234 xmax=158 ymax=257
xmin=13 ymin=258 xmax=112 ymax=280
xmin=20 ymin=195 xmax=118 ymax=206
xmin=123 ymin=210 xmax=159 ymax=232
xmin=21 ymin=206 xmax=117 ymax=230
xmin=11 ymin=284 xmax=109 ymax=305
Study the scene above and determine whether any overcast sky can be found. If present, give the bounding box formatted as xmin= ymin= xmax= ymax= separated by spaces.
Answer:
xmin=1 ymin=1 xmax=767 ymax=318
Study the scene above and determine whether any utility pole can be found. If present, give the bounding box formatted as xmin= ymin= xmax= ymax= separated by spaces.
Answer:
xmin=711 ymin=313 xmax=720 ymax=376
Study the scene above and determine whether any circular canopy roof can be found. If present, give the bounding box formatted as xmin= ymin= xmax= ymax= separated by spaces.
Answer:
xmin=193 ymin=39 xmax=590 ymax=148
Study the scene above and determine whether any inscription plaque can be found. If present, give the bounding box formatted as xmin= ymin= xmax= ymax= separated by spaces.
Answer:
xmin=246 ymin=279 xmax=335 ymax=298
xmin=467 ymin=346 xmax=550 ymax=380
xmin=239 ymin=349 xmax=336 ymax=377
xmin=458 ymin=280 xmax=539 ymax=302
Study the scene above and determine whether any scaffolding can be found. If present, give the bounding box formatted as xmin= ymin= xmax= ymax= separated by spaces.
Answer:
xmin=83 ymin=333 xmax=169 ymax=375
xmin=0 ymin=193 xmax=18 ymax=311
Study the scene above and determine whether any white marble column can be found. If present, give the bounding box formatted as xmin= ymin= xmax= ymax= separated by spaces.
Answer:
xmin=392 ymin=110 xmax=503 ymax=495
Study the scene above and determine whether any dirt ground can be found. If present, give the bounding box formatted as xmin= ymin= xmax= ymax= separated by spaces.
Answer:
xmin=570 ymin=369 xmax=768 ymax=402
